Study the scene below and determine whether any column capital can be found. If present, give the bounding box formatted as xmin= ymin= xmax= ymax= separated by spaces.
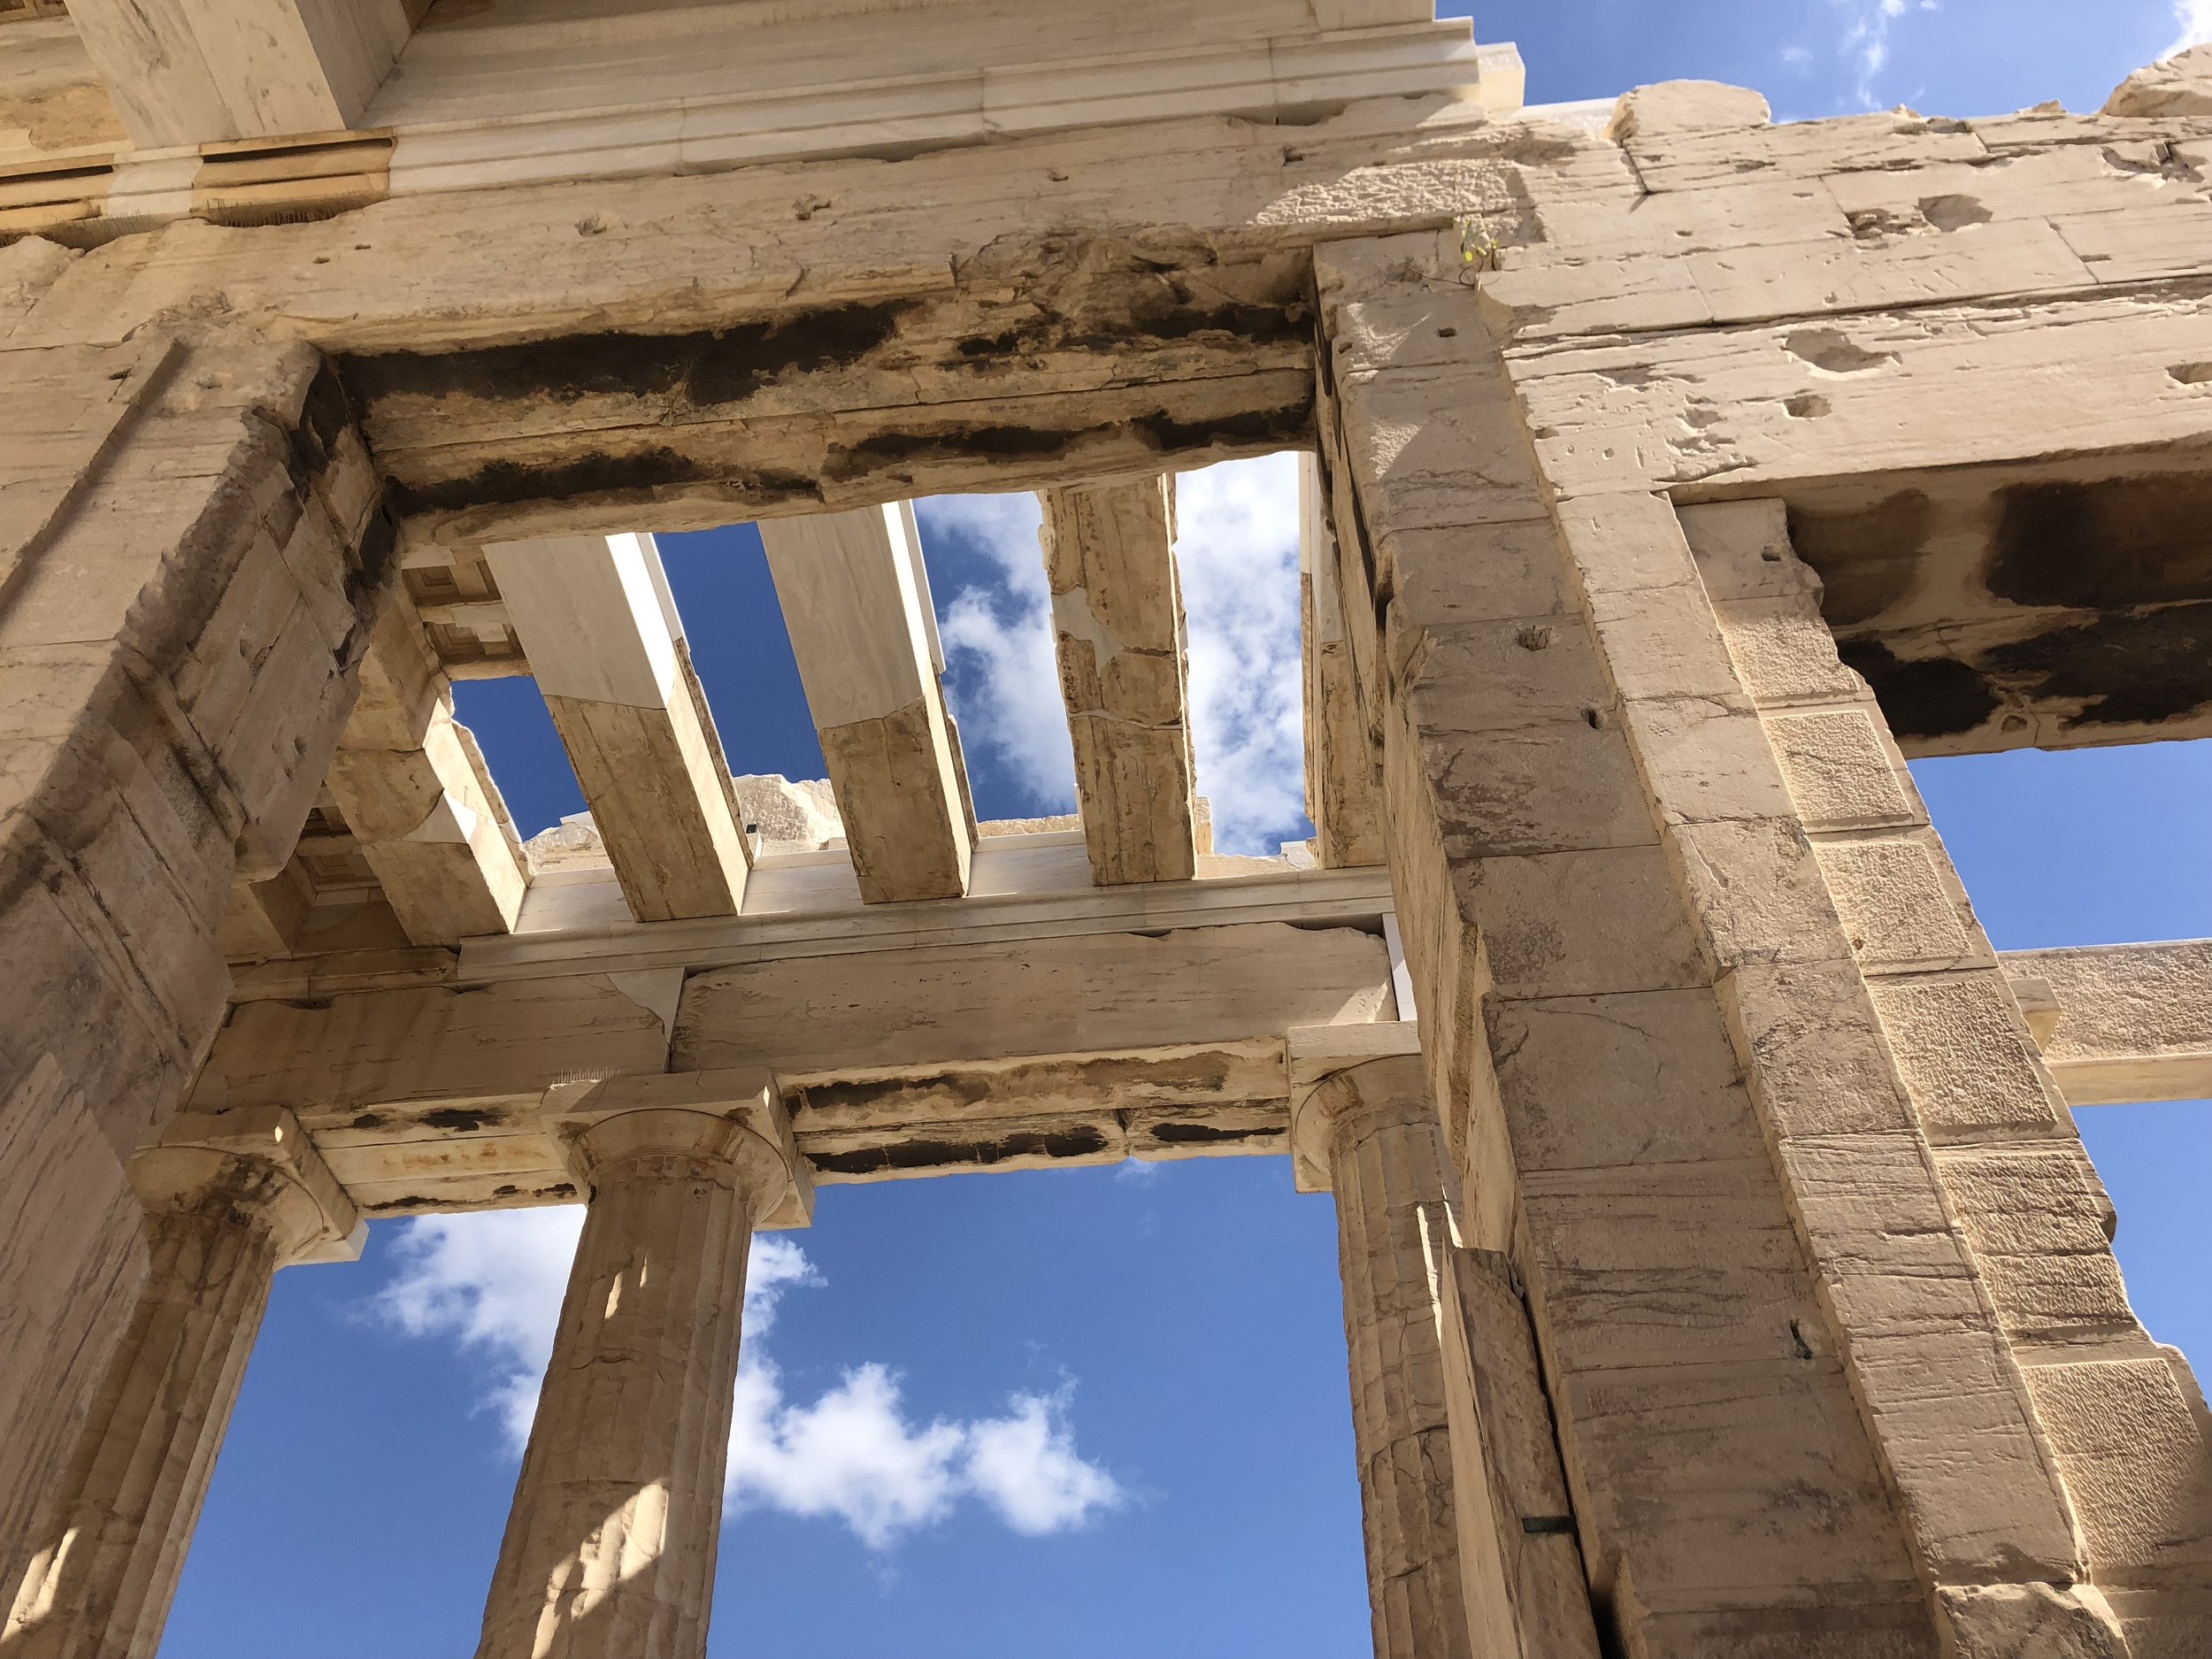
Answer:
xmin=543 ymin=1068 xmax=813 ymax=1229
xmin=129 ymin=1107 xmax=364 ymax=1267
xmin=1287 ymin=1024 xmax=1426 ymax=1193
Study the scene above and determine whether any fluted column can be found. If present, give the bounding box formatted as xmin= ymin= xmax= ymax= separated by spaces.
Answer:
xmin=2 ymin=1110 xmax=362 ymax=1659
xmin=477 ymin=1079 xmax=805 ymax=1659
xmin=1302 ymin=1054 xmax=1471 ymax=1659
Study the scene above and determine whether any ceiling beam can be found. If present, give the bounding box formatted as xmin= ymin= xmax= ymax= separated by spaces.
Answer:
xmin=483 ymin=532 xmax=751 ymax=922
xmin=193 ymin=918 xmax=1397 ymax=1211
xmin=319 ymin=590 xmax=528 ymax=946
xmin=2004 ymin=942 xmax=2212 ymax=1106
xmin=1300 ymin=453 xmax=1386 ymax=866
xmin=66 ymin=0 xmax=418 ymax=150
xmin=1039 ymin=475 xmax=1199 ymax=885
xmin=761 ymin=503 xmax=975 ymax=904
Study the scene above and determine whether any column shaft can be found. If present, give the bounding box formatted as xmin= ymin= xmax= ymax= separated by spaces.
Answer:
xmin=1321 ymin=1058 xmax=1473 ymax=1659
xmin=476 ymin=1112 xmax=772 ymax=1659
xmin=3 ymin=1152 xmax=322 ymax=1659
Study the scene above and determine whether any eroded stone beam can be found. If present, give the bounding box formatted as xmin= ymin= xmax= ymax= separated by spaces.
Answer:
xmin=484 ymin=533 xmax=750 ymax=923
xmin=1300 ymin=453 xmax=1386 ymax=867
xmin=190 ymin=920 xmax=1394 ymax=1212
xmin=1039 ymin=475 xmax=1197 ymax=885
xmin=762 ymin=504 xmax=973 ymax=904
xmin=2003 ymin=941 xmax=2212 ymax=1105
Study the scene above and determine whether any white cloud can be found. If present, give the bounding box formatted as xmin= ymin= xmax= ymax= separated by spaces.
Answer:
xmin=2175 ymin=0 xmax=2212 ymax=55
xmin=920 ymin=492 xmax=1078 ymax=814
xmin=917 ymin=455 xmax=1313 ymax=856
xmin=368 ymin=1210 xmax=1123 ymax=1550
xmin=1835 ymin=0 xmax=1908 ymax=110
xmin=1173 ymin=455 xmax=1310 ymax=855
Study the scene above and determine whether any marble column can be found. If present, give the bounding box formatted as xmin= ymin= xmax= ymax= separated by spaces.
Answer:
xmin=2 ymin=1110 xmax=362 ymax=1659
xmin=1302 ymin=1054 xmax=1472 ymax=1659
xmin=476 ymin=1093 xmax=803 ymax=1659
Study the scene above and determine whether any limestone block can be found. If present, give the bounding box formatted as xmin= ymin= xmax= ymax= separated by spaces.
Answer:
xmin=1815 ymin=838 xmax=1977 ymax=970
xmin=1584 ymin=581 xmax=1748 ymax=704
xmin=1382 ymin=518 xmax=1573 ymax=628
xmin=1764 ymin=710 xmax=1917 ymax=829
xmin=1715 ymin=961 xmax=1919 ymax=1138
xmin=2107 ymin=45 xmax=2212 ymax=118
xmin=1404 ymin=618 xmax=1617 ymax=733
xmin=1517 ymin=1156 xmax=1823 ymax=1374
xmin=1329 ymin=364 xmax=1548 ymax=531
xmin=1937 ymin=1584 xmax=2127 ymax=1659
xmin=1669 ymin=817 xmax=1850 ymax=972
xmin=2024 ymin=1356 xmax=2212 ymax=1583
xmin=1460 ymin=847 xmax=1703 ymax=1001
xmin=1866 ymin=972 xmax=2066 ymax=1140
xmin=1617 ymin=696 xmax=1800 ymax=827
xmin=1934 ymin=1145 xmax=2133 ymax=1342
xmin=1439 ymin=1248 xmax=1602 ymax=1659
xmin=1412 ymin=712 xmax=1654 ymax=856
xmin=2005 ymin=940 xmax=2212 ymax=1105
xmin=1551 ymin=1358 xmax=1922 ymax=1610
xmin=1606 ymin=81 xmax=1772 ymax=142
xmin=1483 ymin=990 xmax=1766 ymax=1172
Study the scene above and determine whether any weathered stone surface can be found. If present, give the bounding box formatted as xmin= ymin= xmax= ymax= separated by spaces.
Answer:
xmin=2108 ymin=45 xmax=2212 ymax=118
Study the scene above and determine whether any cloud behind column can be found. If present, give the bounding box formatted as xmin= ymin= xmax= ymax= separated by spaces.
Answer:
xmin=368 ymin=1210 xmax=1125 ymax=1550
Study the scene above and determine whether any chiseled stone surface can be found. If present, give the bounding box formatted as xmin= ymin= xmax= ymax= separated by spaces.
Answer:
xmin=1309 ymin=1056 xmax=1471 ymax=1659
xmin=0 ymin=340 xmax=392 ymax=1575
xmin=476 ymin=1104 xmax=797 ymax=1659
xmin=3 ymin=1120 xmax=358 ymax=1659
xmin=1311 ymin=227 xmax=2212 ymax=1652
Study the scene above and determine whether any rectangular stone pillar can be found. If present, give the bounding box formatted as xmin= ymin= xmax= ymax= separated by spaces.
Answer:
xmin=1313 ymin=234 xmax=2212 ymax=1655
xmin=0 ymin=334 xmax=392 ymax=1573
xmin=476 ymin=1079 xmax=808 ymax=1659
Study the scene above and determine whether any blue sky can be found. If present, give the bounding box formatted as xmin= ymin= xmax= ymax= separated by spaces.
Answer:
xmin=161 ymin=8 xmax=2212 ymax=1656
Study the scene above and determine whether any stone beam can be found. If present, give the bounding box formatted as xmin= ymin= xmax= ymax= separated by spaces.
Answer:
xmin=67 ymin=0 xmax=417 ymax=150
xmin=188 ymin=919 xmax=1395 ymax=1212
xmin=1039 ymin=475 xmax=1198 ymax=885
xmin=2002 ymin=941 xmax=2212 ymax=1106
xmin=762 ymin=504 xmax=974 ymax=904
xmin=1300 ymin=453 xmax=1386 ymax=866
xmin=483 ymin=532 xmax=750 ymax=922
xmin=322 ymin=590 xmax=526 ymax=946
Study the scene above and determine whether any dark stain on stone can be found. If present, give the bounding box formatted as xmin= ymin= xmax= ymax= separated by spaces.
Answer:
xmin=349 ymin=1112 xmax=388 ymax=1132
xmin=382 ymin=451 xmax=818 ymax=517
xmin=339 ymin=302 xmax=915 ymax=413
xmin=1988 ymin=476 xmax=2212 ymax=610
xmin=1839 ymin=639 xmax=2000 ymax=740
xmin=1985 ymin=603 xmax=2212 ymax=728
xmin=419 ymin=1106 xmax=503 ymax=1133
xmin=809 ymin=1125 xmax=1112 ymax=1177
xmin=1146 ymin=1122 xmax=1269 ymax=1144
xmin=1787 ymin=492 xmax=1932 ymax=627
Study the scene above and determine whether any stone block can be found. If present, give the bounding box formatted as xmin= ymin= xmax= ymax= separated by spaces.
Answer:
xmin=1766 ymin=710 xmax=1917 ymax=830
xmin=1866 ymin=972 xmax=2066 ymax=1140
xmin=1586 ymin=581 xmax=1747 ymax=703
xmin=1935 ymin=1145 xmax=2133 ymax=1341
xmin=1671 ymin=817 xmax=1851 ymax=971
xmin=1417 ymin=716 xmax=1655 ymax=856
xmin=1816 ymin=838 xmax=1978 ymax=970
xmin=1485 ymin=988 xmax=1766 ymax=1171
xmin=1520 ymin=1158 xmax=1824 ymax=1373
xmin=2024 ymin=1356 xmax=2212 ymax=1582
xmin=1717 ymin=963 xmax=1917 ymax=1137
xmin=1381 ymin=518 xmax=1575 ymax=627
xmin=1463 ymin=845 xmax=1705 ymax=999
xmin=1620 ymin=696 xmax=1799 ymax=826
xmin=1716 ymin=600 xmax=1870 ymax=703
